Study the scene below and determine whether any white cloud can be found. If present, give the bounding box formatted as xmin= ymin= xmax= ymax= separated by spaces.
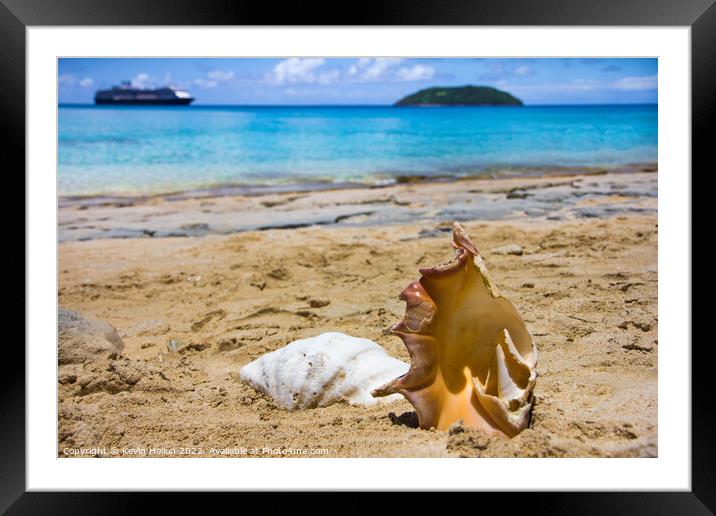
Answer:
xmin=131 ymin=73 xmax=152 ymax=88
xmin=396 ymin=64 xmax=434 ymax=81
xmin=348 ymin=58 xmax=402 ymax=80
xmin=193 ymin=78 xmax=218 ymax=88
xmin=569 ymin=78 xmax=599 ymax=90
xmin=522 ymin=74 xmax=657 ymax=94
xmin=262 ymin=58 xmax=434 ymax=87
xmin=207 ymin=69 xmax=235 ymax=81
xmin=513 ymin=79 xmax=599 ymax=94
xmin=508 ymin=74 xmax=658 ymax=99
xmin=316 ymin=69 xmax=340 ymax=85
xmin=266 ymin=58 xmax=337 ymax=85
xmin=612 ymin=74 xmax=657 ymax=91
xmin=58 ymin=74 xmax=95 ymax=88
xmin=58 ymin=74 xmax=75 ymax=86
xmin=193 ymin=69 xmax=235 ymax=89
xmin=347 ymin=58 xmax=433 ymax=82
xmin=479 ymin=62 xmax=536 ymax=81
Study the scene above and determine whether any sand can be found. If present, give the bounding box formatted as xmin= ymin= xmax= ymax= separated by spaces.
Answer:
xmin=58 ymin=170 xmax=658 ymax=458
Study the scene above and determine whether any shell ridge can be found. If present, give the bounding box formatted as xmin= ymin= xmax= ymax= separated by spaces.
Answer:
xmin=373 ymin=331 xmax=438 ymax=396
xmin=313 ymin=346 xmax=373 ymax=407
xmin=495 ymin=337 xmax=526 ymax=401
xmin=496 ymin=329 xmax=533 ymax=392
xmin=473 ymin=330 xmax=537 ymax=435
xmin=240 ymin=333 xmax=409 ymax=410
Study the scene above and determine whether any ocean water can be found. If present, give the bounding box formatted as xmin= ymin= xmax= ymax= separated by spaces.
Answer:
xmin=58 ymin=104 xmax=657 ymax=196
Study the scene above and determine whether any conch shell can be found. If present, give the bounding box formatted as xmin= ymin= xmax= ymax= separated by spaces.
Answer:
xmin=373 ymin=223 xmax=537 ymax=436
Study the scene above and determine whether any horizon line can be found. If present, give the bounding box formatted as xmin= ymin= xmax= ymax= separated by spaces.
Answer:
xmin=58 ymin=102 xmax=659 ymax=108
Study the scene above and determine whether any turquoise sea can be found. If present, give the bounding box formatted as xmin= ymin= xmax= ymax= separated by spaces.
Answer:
xmin=58 ymin=104 xmax=657 ymax=196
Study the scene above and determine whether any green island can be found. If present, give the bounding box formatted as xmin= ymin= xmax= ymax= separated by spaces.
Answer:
xmin=394 ymin=85 xmax=523 ymax=106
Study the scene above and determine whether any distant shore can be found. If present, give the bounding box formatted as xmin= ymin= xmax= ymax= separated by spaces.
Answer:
xmin=59 ymin=164 xmax=657 ymax=242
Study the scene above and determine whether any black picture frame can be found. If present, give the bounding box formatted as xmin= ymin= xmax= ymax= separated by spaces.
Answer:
xmin=4 ymin=0 xmax=709 ymax=512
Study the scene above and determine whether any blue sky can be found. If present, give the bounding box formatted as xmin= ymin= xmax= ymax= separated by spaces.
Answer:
xmin=58 ymin=58 xmax=657 ymax=105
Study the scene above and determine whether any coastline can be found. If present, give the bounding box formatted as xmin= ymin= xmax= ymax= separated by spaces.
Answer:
xmin=59 ymin=162 xmax=656 ymax=205
xmin=59 ymin=163 xmax=657 ymax=242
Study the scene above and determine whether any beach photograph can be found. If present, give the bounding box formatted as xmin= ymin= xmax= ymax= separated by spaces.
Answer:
xmin=57 ymin=57 xmax=658 ymax=458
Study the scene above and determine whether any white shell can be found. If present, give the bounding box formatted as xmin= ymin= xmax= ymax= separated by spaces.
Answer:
xmin=240 ymin=332 xmax=409 ymax=409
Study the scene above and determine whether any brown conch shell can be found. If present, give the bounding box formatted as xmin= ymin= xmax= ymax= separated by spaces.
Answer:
xmin=373 ymin=223 xmax=537 ymax=436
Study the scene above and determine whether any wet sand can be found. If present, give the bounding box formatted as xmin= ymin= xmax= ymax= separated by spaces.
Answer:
xmin=58 ymin=170 xmax=658 ymax=458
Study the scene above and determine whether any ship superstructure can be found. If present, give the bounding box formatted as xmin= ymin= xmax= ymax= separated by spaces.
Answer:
xmin=94 ymin=81 xmax=195 ymax=105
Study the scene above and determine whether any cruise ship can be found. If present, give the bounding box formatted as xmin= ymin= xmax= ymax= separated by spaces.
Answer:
xmin=94 ymin=81 xmax=195 ymax=105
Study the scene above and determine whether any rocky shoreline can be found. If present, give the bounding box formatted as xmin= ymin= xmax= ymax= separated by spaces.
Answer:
xmin=59 ymin=168 xmax=657 ymax=242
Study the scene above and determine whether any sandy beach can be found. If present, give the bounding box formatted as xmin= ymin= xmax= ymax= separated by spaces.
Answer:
xmin=58 ymin=169 xmax=658 ymax=458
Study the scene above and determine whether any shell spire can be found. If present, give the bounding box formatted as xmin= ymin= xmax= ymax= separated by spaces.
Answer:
xmin=372 ymin=222 xmax=537 ymax=437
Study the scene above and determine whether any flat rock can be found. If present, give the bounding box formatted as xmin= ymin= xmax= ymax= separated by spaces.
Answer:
xmin=58 ymin=171 xmax=658 ymax=242
xmin=58 ymin=308 xmax=125 ymax=365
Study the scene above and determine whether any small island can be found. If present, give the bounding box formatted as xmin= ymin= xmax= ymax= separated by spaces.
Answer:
xmin=394 ymin=85 xmax=523 ymax=107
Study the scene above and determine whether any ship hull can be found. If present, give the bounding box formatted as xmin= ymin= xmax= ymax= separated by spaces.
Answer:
xmin=94 ymin=98 xmax=194 ymax=106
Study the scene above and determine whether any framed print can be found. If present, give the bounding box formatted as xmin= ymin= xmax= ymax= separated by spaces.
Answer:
xmin=6 ymin=0 xmax=710 ymax=511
